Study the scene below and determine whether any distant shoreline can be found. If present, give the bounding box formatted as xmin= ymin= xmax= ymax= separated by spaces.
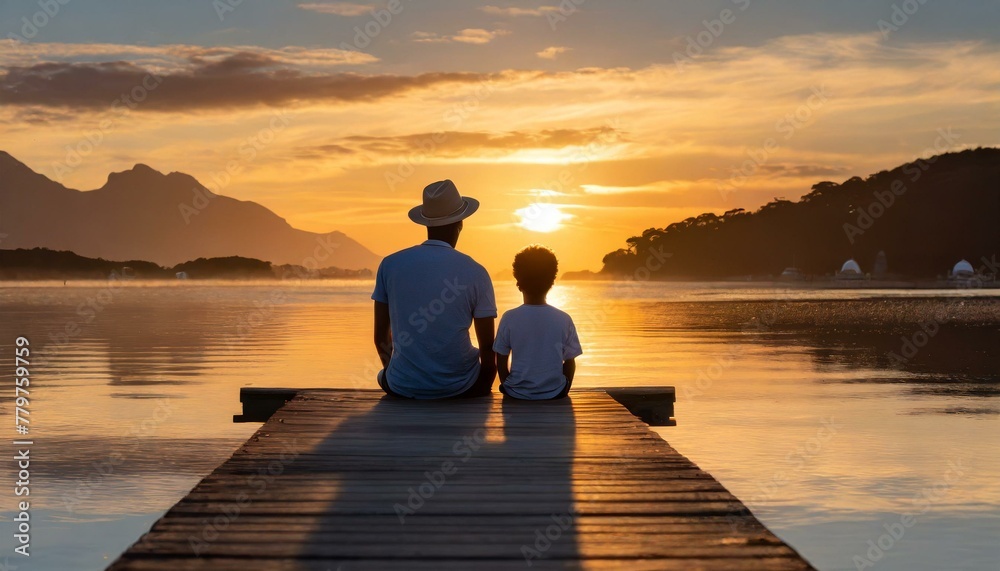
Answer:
xmin=0 ymin=248 xmax=373 ymax=281
xmin=5 ymin=277 xmax=999 ymax=292
xmin=561 ymin=271 xmax=998 ymax=290
xmin=0 ymin=277 xmax=376 ymax=284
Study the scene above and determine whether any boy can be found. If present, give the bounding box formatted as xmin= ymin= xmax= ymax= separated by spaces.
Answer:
xmin=494 ymin=245 xmax=582 ymax=400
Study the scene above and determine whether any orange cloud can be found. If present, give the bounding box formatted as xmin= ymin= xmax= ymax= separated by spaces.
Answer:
xmin=297 ymin=2 xmax=375 ymax=16
xmin=536 ymin=46 xmax=570 ymax=60
xmin=412 ymin=28 xmax=511 ymax=45
xmin=480 ymin=5 xmax=559 ymax=17
xmin=297 ymin=127 xmax=621 ymax=159
xmin=0 ymin=40 xmax=376 ymax=69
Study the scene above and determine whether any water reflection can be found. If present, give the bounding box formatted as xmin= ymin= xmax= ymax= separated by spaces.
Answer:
xmin=0 ymin=282 xmax=997 ymax=570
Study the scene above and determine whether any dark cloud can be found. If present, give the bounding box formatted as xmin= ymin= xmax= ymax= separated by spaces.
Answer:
xmin=759 ymin=163 xmax=853 ymax=178
xmin=7 ymin=107 xmax=77 ymax=125
xmin=0 ymin=55 xmax=497 ymax=112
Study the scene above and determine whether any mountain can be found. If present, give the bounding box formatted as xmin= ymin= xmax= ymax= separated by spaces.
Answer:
xmin=0 ymin=151 xmax=381 ymax=269
xmin=600 ymin=148 xmax=1000 ymax=279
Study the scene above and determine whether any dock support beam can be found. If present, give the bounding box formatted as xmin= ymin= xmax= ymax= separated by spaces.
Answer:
xmin=233 ymin=388 xmax=299 ymax=422
xmin=605 ymin=387 xmax=676 ymax=426
xmin=235 ymin=386 xmax=675 ymax=425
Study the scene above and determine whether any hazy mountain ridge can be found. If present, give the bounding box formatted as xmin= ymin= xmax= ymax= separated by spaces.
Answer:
xmin=0 ymin=151 xmax=381 ymax=269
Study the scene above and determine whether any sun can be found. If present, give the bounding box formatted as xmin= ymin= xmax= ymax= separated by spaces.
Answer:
xmin=516 ymin=203 xmax=572 ymax=233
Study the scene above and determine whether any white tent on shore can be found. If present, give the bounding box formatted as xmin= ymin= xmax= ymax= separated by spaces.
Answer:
xmin=950 ymin=259 xmax=975 ymax=278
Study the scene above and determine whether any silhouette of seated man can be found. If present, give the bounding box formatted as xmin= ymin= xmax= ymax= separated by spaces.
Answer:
xmin=372 ymin=180 xmax=497 ymax=399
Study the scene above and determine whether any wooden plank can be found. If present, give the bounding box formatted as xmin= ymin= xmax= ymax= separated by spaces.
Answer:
xmin=110 ymin=557 xmax=814 ymax=571
xmin=120 ymin=541 xmax=802 ymax=559
xmin=108 ymin=389 xmax=815 ymax=570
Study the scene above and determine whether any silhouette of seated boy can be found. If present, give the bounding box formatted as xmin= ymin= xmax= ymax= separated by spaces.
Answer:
xmin=494 ymin=246 xmax=582 ymax=400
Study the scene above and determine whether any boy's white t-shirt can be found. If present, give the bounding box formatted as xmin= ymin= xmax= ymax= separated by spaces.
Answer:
xmin=493 ymin=304 xmax=583 ymax=399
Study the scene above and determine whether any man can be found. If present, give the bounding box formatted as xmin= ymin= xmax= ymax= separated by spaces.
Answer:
xmin=372 ymin=179 xmax=497 ymax=398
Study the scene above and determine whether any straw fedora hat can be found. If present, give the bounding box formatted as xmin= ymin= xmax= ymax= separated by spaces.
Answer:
xmin=408 ymin=180 xmax=480 ymax=227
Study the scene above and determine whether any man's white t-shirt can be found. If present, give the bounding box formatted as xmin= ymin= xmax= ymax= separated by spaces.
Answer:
xmin=493 ymin=304 xmax=583 ymax=399
xmin=372 ymin=240 xmax=496 ymax=399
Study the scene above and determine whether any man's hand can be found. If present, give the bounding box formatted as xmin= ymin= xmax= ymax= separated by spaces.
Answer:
xmin=374 ymin=301 xmax=392 ymax=368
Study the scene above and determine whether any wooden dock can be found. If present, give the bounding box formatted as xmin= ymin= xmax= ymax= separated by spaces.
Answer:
xmin=108 ymin=388 xmax=815 ymax=570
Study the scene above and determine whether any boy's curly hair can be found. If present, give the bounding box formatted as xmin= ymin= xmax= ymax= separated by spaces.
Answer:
xmin=513 ymin=245 xmax=559 ymax=296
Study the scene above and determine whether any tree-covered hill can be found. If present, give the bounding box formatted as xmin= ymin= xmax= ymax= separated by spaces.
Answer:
xmin=600 ymin=148 xmax=1000 ymax=279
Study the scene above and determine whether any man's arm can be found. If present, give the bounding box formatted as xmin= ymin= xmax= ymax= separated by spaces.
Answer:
xmin=496 ymin=352 xmax=510 ymax=383
xmin=374 ymin=301 xmax=392 ymax=368
xmin=474 ymin=316 xmax=497 ymax=382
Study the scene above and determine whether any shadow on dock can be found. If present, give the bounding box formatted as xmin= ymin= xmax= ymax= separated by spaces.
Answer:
xmin=302 ymin=395 xmax=578 ymax=568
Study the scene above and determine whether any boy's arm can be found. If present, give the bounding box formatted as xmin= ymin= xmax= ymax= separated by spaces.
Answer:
xmin=373 ymin=301 xmax=392 ymax=368
xmin=562 ymin=358 xmax=576 ymax=392
xmin=496 ymin=352 xmax=510 ymax=383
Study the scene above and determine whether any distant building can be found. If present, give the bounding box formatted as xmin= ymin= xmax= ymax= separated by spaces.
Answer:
xmin=175 ymin=271 xmax=189 ymax=280
xmin=946 ymin=259 xmax=982 ymax=287
xmin=840 ymin=259 xmax=862 ymax=274
xmin=779 ymin=267 xmax=805 ymax=281
xmin=836 ymin=258 xmax=866 ymax=280
xmin=873 ymin=251 xmax=889 ymax=278
xmin=950 ymin=259 xmax=975 ymax=279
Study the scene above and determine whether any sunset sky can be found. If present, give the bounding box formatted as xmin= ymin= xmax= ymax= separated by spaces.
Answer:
xmin=2 ymin=0 xmax=999 ymax=272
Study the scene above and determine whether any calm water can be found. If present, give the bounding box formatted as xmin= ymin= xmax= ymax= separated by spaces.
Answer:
xmin=1 ymin=281 xmax=998 ymax=570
